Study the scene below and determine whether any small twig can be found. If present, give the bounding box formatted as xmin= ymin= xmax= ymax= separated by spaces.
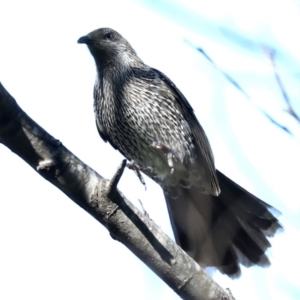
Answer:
xmin=262 ymin=45 xmax=300 ymax=123
xmin=106 ymin=159 xmax=127 ymax=197
xmin=185 ymin=39 xmax=297 ymax=135
xmin=261 ymin=110 xmax=292 ymax=135
xmin=138 ymin=199 xmax=150 ymax=218
xmin=184 ymin=39 xmax=250 ymax=99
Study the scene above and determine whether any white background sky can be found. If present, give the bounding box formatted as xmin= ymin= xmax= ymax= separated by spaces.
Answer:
xmin=1 ymin=0 xmax=300 ymax=299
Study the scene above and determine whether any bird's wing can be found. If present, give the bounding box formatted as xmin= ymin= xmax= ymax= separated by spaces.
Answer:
xmin=153 ymin=68 xmax=220 ymax=195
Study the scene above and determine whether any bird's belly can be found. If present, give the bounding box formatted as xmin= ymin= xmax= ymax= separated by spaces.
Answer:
xmin=107 ymin=120 xmax=184 ymax=181
xmin=100 ymin=102 xmax=198 ymax=184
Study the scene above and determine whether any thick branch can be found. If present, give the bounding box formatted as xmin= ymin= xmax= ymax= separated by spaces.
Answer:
xmin=0 ymin=82 xmax=233 ymax=300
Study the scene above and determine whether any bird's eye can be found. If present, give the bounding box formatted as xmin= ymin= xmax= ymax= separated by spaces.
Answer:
xmin=104 ymin=33 xmax=114 ymax=40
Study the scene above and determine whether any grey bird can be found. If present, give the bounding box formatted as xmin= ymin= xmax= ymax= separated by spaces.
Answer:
xmin=78 ymin=28 xmax=281 ymax=278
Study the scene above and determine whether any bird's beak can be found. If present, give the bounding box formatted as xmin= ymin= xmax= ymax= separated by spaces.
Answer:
xmin=77 ymin=36 xmax=93 ymax=45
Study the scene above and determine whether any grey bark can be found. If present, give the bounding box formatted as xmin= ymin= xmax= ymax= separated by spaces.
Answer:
xmin=0 ymin=82 xmax=234 ymax=300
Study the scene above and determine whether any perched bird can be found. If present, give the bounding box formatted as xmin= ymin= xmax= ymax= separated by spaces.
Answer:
xmin=78 ymin=28 xmax=281 ymax=278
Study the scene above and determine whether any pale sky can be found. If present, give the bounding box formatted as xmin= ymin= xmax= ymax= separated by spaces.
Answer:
xmin=1 ymin=0 xmax=300 ymax=299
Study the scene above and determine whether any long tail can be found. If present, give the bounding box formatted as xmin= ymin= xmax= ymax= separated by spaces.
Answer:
xmin=164 ymin=170 xmax=282 ymax=278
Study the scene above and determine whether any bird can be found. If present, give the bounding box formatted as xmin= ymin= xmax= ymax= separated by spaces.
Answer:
xmin=78 ymin=28 xmax=282 ymax=278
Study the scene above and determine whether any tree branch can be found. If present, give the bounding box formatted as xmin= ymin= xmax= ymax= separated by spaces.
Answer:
xmin=0 ymin=82 xmax=234 ymax=300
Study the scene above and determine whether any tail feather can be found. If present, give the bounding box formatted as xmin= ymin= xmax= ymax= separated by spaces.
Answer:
xmin=216 ymin=171 xmax=281 ymax=237
xmin=164 ymin=170 xmax=282 ymax=278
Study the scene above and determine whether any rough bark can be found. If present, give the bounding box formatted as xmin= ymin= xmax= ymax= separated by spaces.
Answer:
xmin=0 ymin=82 xmax=234 ymax=300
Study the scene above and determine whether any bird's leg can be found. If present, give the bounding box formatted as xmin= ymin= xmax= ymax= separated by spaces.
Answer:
xmin=127 ymin=162 xmax=158 ymax=188
xmin=167 ymin=152 xmax=174 ymax=174
xmin=126 ymin=161 xmax=147 ymax=189
xmin=151 ymin=142 xmax=179 ymax=174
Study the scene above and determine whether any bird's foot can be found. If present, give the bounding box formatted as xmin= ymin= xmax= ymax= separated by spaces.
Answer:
xmin=151 ymin=142 xmax=179 ymax=174
xmin=126 ymin=162 xmax=147 ymax=190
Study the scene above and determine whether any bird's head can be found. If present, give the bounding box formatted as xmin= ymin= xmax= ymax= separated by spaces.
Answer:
xmin=78 ymin=28 xmax=142 ymax=69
